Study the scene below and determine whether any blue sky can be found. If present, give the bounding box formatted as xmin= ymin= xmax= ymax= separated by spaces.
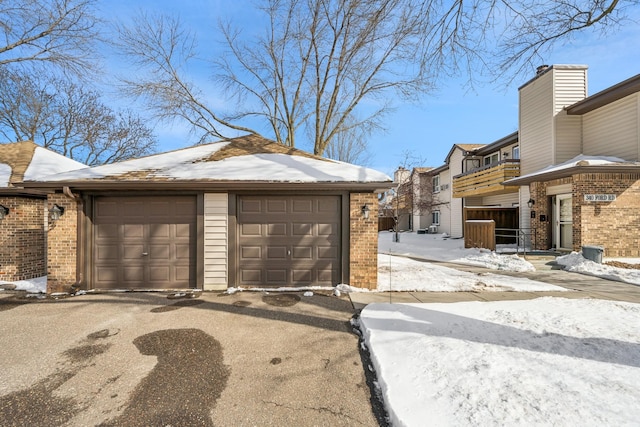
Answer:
xmin=102 ymin=1 xmax=640 ymax=176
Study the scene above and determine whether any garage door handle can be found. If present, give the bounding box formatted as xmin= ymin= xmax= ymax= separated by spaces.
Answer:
xmin=142 ymin=252 xmax=149 ymax=256
xmin=288 ymin=250 xmax=291 ymax=256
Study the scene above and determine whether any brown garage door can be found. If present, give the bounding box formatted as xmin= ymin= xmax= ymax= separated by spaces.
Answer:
xmin=93 ymin=196 xmax=197 ymax=290
xmin=238 ymin=195 xmax=341 ymax=287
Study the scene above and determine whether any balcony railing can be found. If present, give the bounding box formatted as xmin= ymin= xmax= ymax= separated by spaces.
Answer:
xmin=453 ymin=159 xmax=520 ymax=198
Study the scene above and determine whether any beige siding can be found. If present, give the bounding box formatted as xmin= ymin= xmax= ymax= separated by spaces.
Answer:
xmin=519 ymin=187 xmax=531 ymax=233
xmin=519 ymin=66 xmax=588 ymax=174
xmin=482 ymin=193 xmax=519 ymax=207
xmin=204 ymin=193 xmax=228 ymax=290
xmin=583 ymin=93 xmax=640 ymax=161
xmin=433 ymin=169 xmax=451 ymax=235
xmin=519 ymin=71 xmax=555 ymax=175
xmin=555 ymin=111 xmax=583 ymax=163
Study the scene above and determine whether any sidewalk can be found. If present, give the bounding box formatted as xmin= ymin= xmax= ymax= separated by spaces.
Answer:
xmin=350 ymin=257 xmax=640 ymax=310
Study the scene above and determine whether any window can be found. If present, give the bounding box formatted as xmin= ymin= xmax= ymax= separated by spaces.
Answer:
xmin=512 ymin=145 xmax=520 ymax=159
xmin=433 ymin=175 xmax=440 ymax=193
xmin=483 ymin=153 xmax=499 ymax=166
xmin=465 ymin=158 xmax=481 ymax=172
xmin=432 ymin=210 xmax=440 ymax=225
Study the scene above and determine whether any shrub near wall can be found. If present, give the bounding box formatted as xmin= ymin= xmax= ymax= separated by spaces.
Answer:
xmin=574 ymin=172 xmax=640 ymax=257
xmin=0 ymin=196 xmax=46 ymax=281
xmin=350 ymin=193 xmax=378 ymax=289
xmin=47 ymin=194 xmax=78 ymax=293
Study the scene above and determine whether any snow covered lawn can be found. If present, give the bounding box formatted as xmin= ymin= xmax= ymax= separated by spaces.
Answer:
xmin=359 ymin=297 xmax=640 ymax=426
xmin=378 ymin=254 xmax=566 ymax=292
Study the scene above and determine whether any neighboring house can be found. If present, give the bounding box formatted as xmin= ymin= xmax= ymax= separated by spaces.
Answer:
xmin=0 ymin=141 xmax=86 ymax=282
xmin=419 ymin=64 xmax=640 ymax=256
xmin=21 ymin=135 xmax=392 ymax=294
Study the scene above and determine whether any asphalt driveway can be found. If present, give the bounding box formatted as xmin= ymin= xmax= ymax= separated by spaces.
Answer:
xmin=0 ymin=291 xmax=382 ymax=426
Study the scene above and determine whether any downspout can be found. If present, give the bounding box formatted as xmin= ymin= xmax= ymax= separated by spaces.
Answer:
xmin=63 ymin=186 xmax=84 ymax=290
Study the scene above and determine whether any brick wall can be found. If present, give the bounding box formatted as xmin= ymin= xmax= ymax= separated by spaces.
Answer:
xmin=47 ymin=193 xmax=78 ymax=293
xmin=349 ymin=193 xmax=378 ymax=289
xmin=529 ymin=173 xmax=640 ymax=256
xmin=529 ymin=178 xmax=572 ymax=250
xmin=0 ymin=196 xmax=46 ymax=281
xmin=574 ymin=172 xmax=640 ymax=257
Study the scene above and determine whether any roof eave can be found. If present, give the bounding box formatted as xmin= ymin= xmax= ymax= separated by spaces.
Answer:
xmin=19 ymin=180 xmax=394 ymax=193
xmin=504 ymin=164 xmax=640 ymax=186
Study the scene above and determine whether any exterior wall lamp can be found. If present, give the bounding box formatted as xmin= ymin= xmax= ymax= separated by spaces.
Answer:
xmin=527 ymin=198 xmax=535 ymax=209
xmin=0 ymin=205 xmax=9 ymax=219
xmin=361 ymin=204 xmax=370 ymax=219
xmin=49 ymin=204 xmax=65 ymax=221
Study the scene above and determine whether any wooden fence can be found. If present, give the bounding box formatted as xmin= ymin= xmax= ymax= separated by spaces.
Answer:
xmin=464 ymin=220 xmax=495 ymax=251
xmin=464 ymin=207 xmax=518 ymax=244
xmin=378 ymin=217 xmax=395 ymax=232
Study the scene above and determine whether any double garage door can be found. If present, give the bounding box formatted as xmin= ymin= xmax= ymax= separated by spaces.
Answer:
xmin=92 ymin=195 xmax=341 ymax=289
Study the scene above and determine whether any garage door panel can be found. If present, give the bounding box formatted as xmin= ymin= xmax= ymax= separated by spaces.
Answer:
xmin=267 ymin=246 xmax=287 ymax=259
xmin=238 ymin=195 xmax=340 ymax=287
xmin=241 ymin=246 xmax=261 ymax=259
xmin=123 ymin=245 xmax=145 ymax=259
xmin=123 ymin=266 xmax=144 ymax=282
xmin=266 ymin=269 xmax=287 ymax=283
xmin=241 ymin=269 xmax=262 ymax=283
xmin=240 ymin=223 xmax=261 ymax=236
xmin=267 ymin=223 xmax=287 ymax=236
xmin=96 ymin=244 xmax=118 ymax=260
xmin=292 ymin=247 xmax=312 ymax=259
xmin=149 ymin=266 xmax=170 ymax=282
xmin=266 ymin=199 xmax=287 ymax=213
xmin=175 ymin=223 xmax=191 ymax=238
xmin=292 ymin=223 xmax=312 ymax=236
xmin=318 ymin=246 xmax=338 ymax=259
xmin=93 ymin=196 xmax=196 ymax=290
xmin=292 ymin=199 xmax=313 ymax=213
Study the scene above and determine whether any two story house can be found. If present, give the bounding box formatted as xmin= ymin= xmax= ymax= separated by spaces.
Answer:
xmin=412 ymin=65 xmax=640 ymax=256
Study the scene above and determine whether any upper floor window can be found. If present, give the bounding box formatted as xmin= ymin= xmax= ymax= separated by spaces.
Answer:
xmin=512 ymin=145 xmax=520 ymax=159
xmin=465 ymin=158 xmax=481 ymax=172
xmin=483 ymin=152 xmax=499 ymax=166
xmin=433 ymin=175 xmax=440 ymax=193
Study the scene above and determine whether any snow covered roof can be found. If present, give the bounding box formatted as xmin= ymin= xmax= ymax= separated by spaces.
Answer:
xmin=504 ymin=154 xmax=640 ymax=185
xmin=23 ymin=135 xmax=392 ymax=190
xmin=0 ymin=141 xmax=86 ymax=190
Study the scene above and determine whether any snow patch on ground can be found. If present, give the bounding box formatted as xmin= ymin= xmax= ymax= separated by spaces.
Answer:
xmin=378 ymin=254 xmax=565 ymax=292
xmin=557 ymin=252 xmax=640 ymax=286
xmin=360 ymin=297 xmax=640 ymax=426
xmin=0 ymin=276 xmax=46 ymax=293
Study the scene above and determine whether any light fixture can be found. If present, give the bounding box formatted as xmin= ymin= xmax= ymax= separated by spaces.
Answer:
xmin=361 ymin=204 xmax=370 ymax=219
xmin=0 ymin=205 xmax=9 ymax=219
xmin=49 ymin=204 xmax=65 ymax=221
xmin=527 ymin=198 xmax=535 ymax=209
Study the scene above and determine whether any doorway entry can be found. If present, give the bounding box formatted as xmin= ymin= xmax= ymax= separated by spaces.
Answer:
xmin=552 ymin=194 xmax=573 ymax=250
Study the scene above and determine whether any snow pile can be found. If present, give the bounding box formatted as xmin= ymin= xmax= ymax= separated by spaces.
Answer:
xmin=379 ymin=232 xmax=536 ymax=272
xmin=378 ymin=254 xmax=565 ymax=292
xmin=0 ymin=163 xmax=12 ymax=186
xmin=0 ymin=276 xmax=46 ymax=293
xmin=23 ymin=147 xmax=85 ymax=180
xmin=359 ymin=297 xmax=640 ymax=426
xmin=557 ymin=252 xmax=640 ymax=286
xmin=32 ymin=142 xmax=391 ymax=183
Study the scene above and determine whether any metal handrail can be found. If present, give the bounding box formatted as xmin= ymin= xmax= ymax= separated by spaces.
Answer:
xmin=495 ymin=227 xmax=536 ymax=255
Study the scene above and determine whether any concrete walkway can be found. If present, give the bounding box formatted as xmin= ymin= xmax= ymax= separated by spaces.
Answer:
xmin=350 ymin=256 xmax=640 ymax=310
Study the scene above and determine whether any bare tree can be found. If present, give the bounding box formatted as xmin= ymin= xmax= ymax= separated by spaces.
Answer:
xmin=0 ymin=70 xmax=156 ymax=165
xmin=0 ymin=0 xmax=99 ymax=75
xmin=115 ymin=0 xmax=637 ymax=152
xmin=323 ymin=115 xmax=372 ymax=165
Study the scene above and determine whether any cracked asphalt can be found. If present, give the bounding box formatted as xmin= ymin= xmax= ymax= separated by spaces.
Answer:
xmin=0 ymin=290 xmax=383 ymax=426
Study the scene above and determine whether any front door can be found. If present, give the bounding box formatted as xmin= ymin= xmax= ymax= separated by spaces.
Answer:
xmin=553 ymin=194 xmax=573 ymax=250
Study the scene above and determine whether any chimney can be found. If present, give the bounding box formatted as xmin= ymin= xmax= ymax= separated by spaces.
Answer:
xmin=536 ymin=65 xmax=549 ymax=75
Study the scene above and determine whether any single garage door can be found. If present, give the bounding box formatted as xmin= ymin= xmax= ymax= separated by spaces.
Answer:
xmin=238 ymin=195 xmax=341 ymax=287
xmin=93 ymin=196 xmax=197 ymax=290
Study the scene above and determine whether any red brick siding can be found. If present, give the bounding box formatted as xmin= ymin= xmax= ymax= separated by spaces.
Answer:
xmin=0 ymin=196 xmax=46 ymax=281
xmin=529 ymin=173 xmax=640 ymax=256
xmin=47 ymin=194 xmax=78 ymax=293
xmin=574 ymin=172 xmax=640 ymax=257
xmin=349 ymin=193 xmax=378 ymax=289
